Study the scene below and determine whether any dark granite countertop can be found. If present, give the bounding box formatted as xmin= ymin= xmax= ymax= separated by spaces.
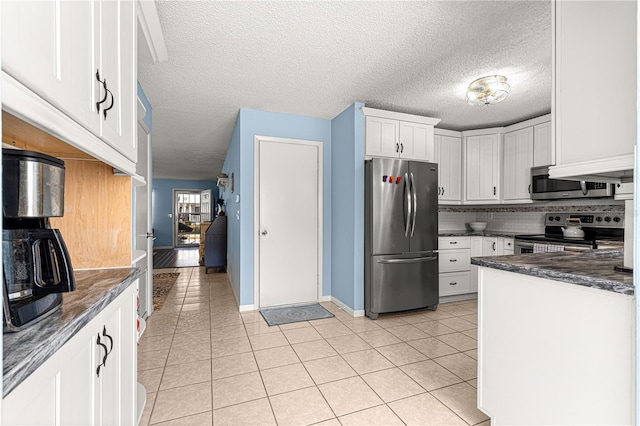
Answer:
xmin=3 ymin=267 xmax=142 ymax=397
xmin=439 ymin=231 xmax=518 ymax=238
xmin=472 ymin=251 xmax=633 ymax=296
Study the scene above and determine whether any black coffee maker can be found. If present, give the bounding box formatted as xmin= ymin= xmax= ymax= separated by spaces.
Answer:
xmin=3 ymin=149 xmax=75 ymax=332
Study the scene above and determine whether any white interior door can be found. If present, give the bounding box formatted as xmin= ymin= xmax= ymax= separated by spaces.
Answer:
xmin=135 ymin=105 xmax=153 ymax=318
xmin=257 ymin=138 xmax=321 ymax=308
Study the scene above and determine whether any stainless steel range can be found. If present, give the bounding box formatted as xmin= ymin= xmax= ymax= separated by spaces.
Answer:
xmin=514 ymin=211 xmax=624 ymax=254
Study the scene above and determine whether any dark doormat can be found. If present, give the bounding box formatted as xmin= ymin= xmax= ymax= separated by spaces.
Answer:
xmin=153 ymin=248 xmax=200 ymax=268
xmin=260 ymin=303 xmax=334 ymax=326
xmin=152 ymin=273 xmax=179 ymax=310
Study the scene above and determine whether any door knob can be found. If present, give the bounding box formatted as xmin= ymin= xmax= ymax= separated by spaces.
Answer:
xmin=261 ymin=230 xmax=268 ymax=236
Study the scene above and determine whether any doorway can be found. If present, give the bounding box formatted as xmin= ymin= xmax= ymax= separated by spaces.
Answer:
xmin=254 ymin=136 xmax=323 ymax=308
xmin=173 ymin=190 xmax=202 ymax=247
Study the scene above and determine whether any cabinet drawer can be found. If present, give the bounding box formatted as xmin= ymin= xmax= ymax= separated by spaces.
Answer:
xmin=439 ymin=272 xmax=471 ymax=296
xmin=439 ymin=236 xmax=470 ymax=250
xmin=501 ymin=238 xmax=514 ymax=252
xmin=439 ymin=249 xmax=471 ymax=273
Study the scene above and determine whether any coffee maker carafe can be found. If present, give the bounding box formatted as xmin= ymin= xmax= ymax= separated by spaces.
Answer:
xmin=3 ymin=149 xmax=75 ymax=332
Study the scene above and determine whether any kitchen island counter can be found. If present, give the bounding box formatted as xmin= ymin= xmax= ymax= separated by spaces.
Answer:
xmin=471 ymin=250 xmax=632 ymax=295
xmin=3 ymin=267 xmax=142 ymax=397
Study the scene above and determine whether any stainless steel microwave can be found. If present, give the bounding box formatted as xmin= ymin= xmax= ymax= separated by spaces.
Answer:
xmin=530 ymin=166 xmax=613 ymax=200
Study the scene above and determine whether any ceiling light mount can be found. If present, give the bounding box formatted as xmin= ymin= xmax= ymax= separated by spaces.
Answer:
xmin=466 ymin=75 xmax=511 ymax=106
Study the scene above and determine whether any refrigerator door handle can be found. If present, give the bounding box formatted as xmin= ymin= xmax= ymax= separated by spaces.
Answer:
xmin=410 ymin=172 xmax=417 ymax=237
xmin=377 ymin=256 xmax=438 ymax=264
xmin=404 ymin=172 xmax=411 ymax=237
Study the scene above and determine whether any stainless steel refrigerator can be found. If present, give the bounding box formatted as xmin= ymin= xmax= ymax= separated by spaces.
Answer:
xmin=365 ymin=158 xmax=439 ymax=319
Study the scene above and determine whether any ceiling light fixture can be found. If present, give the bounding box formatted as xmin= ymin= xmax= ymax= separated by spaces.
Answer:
xmin=466 ymin=75 xmax=511 ymax=106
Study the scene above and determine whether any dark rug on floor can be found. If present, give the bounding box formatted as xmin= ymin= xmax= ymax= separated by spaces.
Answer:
xmin=152 ymin=273 xmax=179 ymax=310
xmin=153 ymin=248 xmax=200 ymax=268
xmin=260 ymin=303 xmax=334 ymax=326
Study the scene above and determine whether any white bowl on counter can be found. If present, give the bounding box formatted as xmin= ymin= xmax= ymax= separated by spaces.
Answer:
xmin=469 ymin=222 xmax=487 ymax=232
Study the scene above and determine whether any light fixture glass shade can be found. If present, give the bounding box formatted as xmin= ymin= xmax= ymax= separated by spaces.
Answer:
xmin=466 ymin=75 xmax=511 ymax=106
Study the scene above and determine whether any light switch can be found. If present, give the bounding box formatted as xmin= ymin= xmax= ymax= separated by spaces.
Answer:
xmin=236 ymin=210 xmax=240 ymax=220
xmin=168 ymin=213 xmax=172 ymax=218
xmin=235 ymin=194 xmax=240 ymax=203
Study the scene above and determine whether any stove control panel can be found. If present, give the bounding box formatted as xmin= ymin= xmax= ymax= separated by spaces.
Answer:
xmin=545 ymin=212 xmax=624 ymax=228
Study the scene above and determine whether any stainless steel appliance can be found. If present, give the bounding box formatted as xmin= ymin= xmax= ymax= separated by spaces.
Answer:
xmin=530 ymin=166 xmax=614 ymax=200
xmin=365 ymin=158 xmax=438 ymax=319
xmin=514 ymin=211 xmax=624 ymax=254
xmin=2 ymin=149 xmax=75 ymax=332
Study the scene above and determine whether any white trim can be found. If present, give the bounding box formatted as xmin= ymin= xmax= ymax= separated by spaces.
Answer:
xmin=434 ymin=128 xmax=462 ymax=137
xmin=2 ymin=72 xmax=136 ymax=175
xmin=548 ymin=155 xmax=634 ymax=182
xmin=253 ymin=135 xmax=324 ymax=310
xmin=136 ymin=98 xmax=149 ymax=133
xmin=320 ymin=295 xmax=332 ymax=302
xmin=239 ymin=304 xmax=255 ymax=313
xmin=503 ymin=114 xmax=551 ymax=133
xmin=440 ymin=293 xmax=478 ymax=304
xmin=132 ymin=250 xmax=147 ymax=264
xmin=136 ymin=0 xmax=168 ymax=64
xmin=462 ymin=127 xmax=505 ymax=137
xmin=362 ymin=107 xmax=441 ymax=126
xmin=330 ymin=296 xmax=365 ymax=318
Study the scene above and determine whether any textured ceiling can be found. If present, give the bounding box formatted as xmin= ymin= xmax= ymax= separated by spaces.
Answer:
xmin=138 ymin=0 xmax=551 ymax=180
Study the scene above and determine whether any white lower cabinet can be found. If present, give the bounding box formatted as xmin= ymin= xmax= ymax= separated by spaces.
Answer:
xmin=2 ymin=282 xmax=137 ymax=426
xmin=439 ymin=237 xmax=473 ymax=298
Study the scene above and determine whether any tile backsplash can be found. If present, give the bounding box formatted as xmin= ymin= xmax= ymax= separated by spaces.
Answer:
xmin=438 ymin=200 xmax=625 ymax=234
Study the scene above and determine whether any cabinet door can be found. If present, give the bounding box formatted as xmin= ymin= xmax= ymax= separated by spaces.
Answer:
xmin=98 ymin=0 xmax=137 ymax=162
xmin=555 ymin=1 xmax=635 ymax=169
xmin=533 ymin=121 xmax=553 ymax=167
xmin=503 ymin=127 xmax=534 ymax=201
xmin=365 ymin=116 xmax=400 ymax=158
xmin=99 ymin=284 xmax=137 ymax=426
xmin=470 ymin=237 xmax=483 ymax=257
xmin=1 ymin=1 xmax=99 ymax=134
xmin=466 ymin=135 xmax=500 ymax=201
xmin=399 ymin=122 xmax=434 ymax=161
xmin=437 ymin=135 xmax=462 ymax=202
xmin=483 ymin=237 xmax=498 ymax=256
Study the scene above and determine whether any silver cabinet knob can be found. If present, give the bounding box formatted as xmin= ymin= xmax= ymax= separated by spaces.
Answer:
xmin=261 ymin=230 xmax=268 ymax=236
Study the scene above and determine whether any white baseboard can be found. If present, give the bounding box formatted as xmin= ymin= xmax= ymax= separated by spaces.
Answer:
xmin=440 ymin=293 xmax=478 ymax=304
xmin=320 ymin=295 xmax=332 ymax=302
xmin=239 ymin=304 xmax=255 ymax=312
xmin=329 ymin=296 xmax=365 ymax=318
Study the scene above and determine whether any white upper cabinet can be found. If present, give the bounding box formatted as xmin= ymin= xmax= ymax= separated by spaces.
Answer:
xmin=465 ymin=133 xmax=501 ymax=203
xmin=2 ymin=1 xmax=100 ymax=134
xmin=363 ymin=108 xmax=440 ymax=162
xmin=434 ymin=133 xmax=462 ymax=203
xmin=502 ymin=127 xmax=534 ymax=202
xmin=551 ymin=0 xmax=635 ymax=180
xmin=533 ymin=121 xmax=553 ymax=167
xmin=365 ymin=116 xmax=401 ymax=158
xmin=1 ymin=0 xmax=137 ymax=165
xmin=98 ymin=0 xmax=137 ymax=162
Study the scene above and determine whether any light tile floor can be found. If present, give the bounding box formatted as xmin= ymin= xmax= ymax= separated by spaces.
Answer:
xmin=138 ymin=267 xmax=490 ymax=426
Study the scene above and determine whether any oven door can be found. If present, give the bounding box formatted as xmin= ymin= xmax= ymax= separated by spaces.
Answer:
xmin=514 ymin=239 xmax=594 ymax=254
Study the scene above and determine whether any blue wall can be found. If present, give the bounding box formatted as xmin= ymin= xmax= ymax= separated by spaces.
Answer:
xmin=221 ymin=108 xmax=332 ymax=307
xmin=331 ymin=103 xmax=365 ymax=311
xmin=152 ymin=179 xmax=217 ymax=248
xmin=219 ymin=116 xmax=242 ymax=299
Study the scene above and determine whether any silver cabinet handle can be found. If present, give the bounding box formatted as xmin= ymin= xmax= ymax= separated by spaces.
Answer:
xmin=449 ymin=282 xmax=458 ymax=286
xmin=442 ymin=186 xmax=445 ymax=196
xmin=261 ymin=230 xmax=268 ymax=236
xmin=449 ymin=241 xmax=457 ymax=245
xmin=404 ymin=172 xmax=411 ymax=237
xmin=449 ymin=259 xmax=458 ymax=262
xmin=396 ymin=143 xmax=399 ymax=153
xmin=492 ymin=242 xmax=496 ymax=251
xmin=580 ymin=181 xmax=588 ymax=195
xmin=377 ymin=256 xmax=437 ymax=264
xmin=400 ymin=143 xmax=404 ymax=153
